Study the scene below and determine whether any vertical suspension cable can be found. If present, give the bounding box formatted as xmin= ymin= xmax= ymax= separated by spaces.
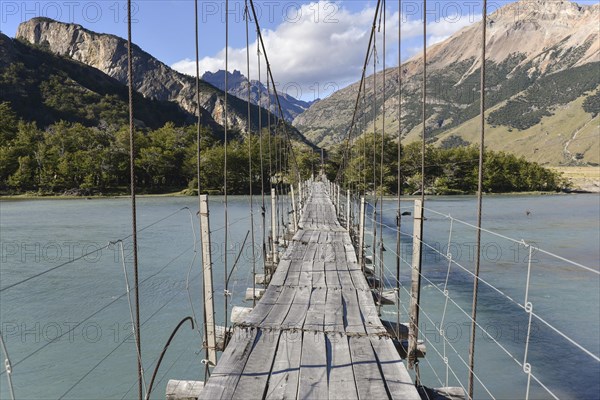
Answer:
xmin=223 ymin=0 xmax=230 ymax=336
xmin=193 ymin=0 xmax=209 ymax=380
xmin=468 ymin=1 xmax=487 ymax=398
xmin=360 ymin=81 xmax=367 ymax=196
xmin=371 ymin=24 xmax=378 ymax=304
xmin=267 ymin=79 xmax=272 ymax=184
xmin=413 ymin=0 xmax=427 ymax=385
xmin=126 ymin=2 xmax=143 ymax=398
xmin=378 ymin=0 xmax=386 ymax=319
xmin=244 ymin=0 xmax=257 ymax=307
xmin=257 ymin=29 xmax=267 ymax=284
xmin=372 ymin=36 xmax=378 ymax=202
xmin=267 ymin=78 xmax=273 ymax=262
xmin=396 ymin=0 xmax=403 ymax=341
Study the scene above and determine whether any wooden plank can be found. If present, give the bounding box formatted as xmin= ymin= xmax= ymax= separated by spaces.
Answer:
xmin=298 ymin=260 xmax=312 ymax=287
xmin=245 ymin=288 xmax=266 ymax=301
xmin=312 ymin=261 xmax=326 ymax=288
xmin=337 ymin=264 xmax=355 ymax=289
xmin=349 ymin=267 xmax=370 ymax=291
xmin=298 ymin=331 xmax=328 ymax=399
xmin=282 ymin=286 xmax=311 ymax=330
xmin=198 ymin=328 xmax=257 ymax=399
xmin=370 ymin=336 xmax=421 ymax=400
xmin=262 ymin=286 xmax=296 ymax=329
xmin=341 ymin=289 xmax=366 ymax=335
xmin=355 ymin=289 xmax=387 ymax=336
xmin=325 ymin=262 xmax=340 ymax=289
xmin=327 ymin=333 xmax=359 ymax=400
xmin=348 ymin=336 xmax=389 ymax=400
xmin=303 ymin=287 xmax=326 ymax=331
xmin=166 ymin=380 xmax=204 ymax=400
xmin=269 ymin=259 xmax=291 ymax=286
xmin=241 ymin=286 xmax=282 ymax=327
xmin=232 ymin=329 xmax=282 ymax=399
xmin=266 ymin=330 xmax=302 ymax=400
xmin=324 ymin=288 xmax=344 ymax=333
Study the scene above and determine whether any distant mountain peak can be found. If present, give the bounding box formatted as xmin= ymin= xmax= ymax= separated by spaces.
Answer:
xmin=201 ymin=69 xmax=314 ymax=122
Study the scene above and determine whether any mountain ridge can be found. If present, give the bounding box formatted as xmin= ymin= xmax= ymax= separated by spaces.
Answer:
xmin=293 ymin=0 xmax=599 ymax=165
xmin=201 ymin=69 xmax=315 ymax=122
xmin=0 ymin=32 xmax=204 ymax=130
xmin=15 ymin=17 xmax=314 ymax=146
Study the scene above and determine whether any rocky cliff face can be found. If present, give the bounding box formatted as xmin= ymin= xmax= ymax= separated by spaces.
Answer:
xmin=293 ymin=0 xmax=600 ymax=165
xmin=202 ymin=69 xmax=314 ymax=122
xmin=16 ymin=18 xmax=270 ymax=134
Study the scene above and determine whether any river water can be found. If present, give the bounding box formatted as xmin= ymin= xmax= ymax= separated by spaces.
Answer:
xmin=0 ymin=193 xmax=598 ymax=399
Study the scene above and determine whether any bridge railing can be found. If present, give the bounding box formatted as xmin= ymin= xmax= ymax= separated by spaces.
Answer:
xmin=355 ymin=197 xmax=599 ymax=400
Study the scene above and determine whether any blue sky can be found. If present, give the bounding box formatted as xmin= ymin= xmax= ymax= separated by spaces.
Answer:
xmin=1 ymin=1 xmax=598 ymax=100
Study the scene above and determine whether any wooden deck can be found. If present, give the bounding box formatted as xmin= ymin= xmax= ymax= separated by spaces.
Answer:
xmin=199 ymin=181 xmax=420 ymax=399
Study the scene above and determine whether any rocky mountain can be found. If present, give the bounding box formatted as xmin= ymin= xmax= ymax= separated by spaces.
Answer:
xmin=0 ymin=33 xmax=203 ymax=130
xmin=202 ymin=70 xmax=314 ymax=122
xmin=15 ymin=17 xmax=313 ymax=145
xmin=293 ymin=0 xmax=599 ymax=165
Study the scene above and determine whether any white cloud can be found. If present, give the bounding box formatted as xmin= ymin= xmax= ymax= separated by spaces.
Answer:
xmin=172 ymin=2 xmax=480 ymax=101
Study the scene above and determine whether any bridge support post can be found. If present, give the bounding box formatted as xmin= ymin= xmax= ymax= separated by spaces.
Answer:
xmin=346 ymin=189 xmax=351 ymax=231
xmin=199 ymin=195 xmax=217 ymax=367
xmin=291 ymin=184 xmax=298 ymax=233
xmin=298 ymin=182 xmax=303 ymax=212
xmin=271 ymin=188 xmax=279 ymax=264
xmin=336 ymin=185 xmax=341 ymax=219
xmin=358 ymin=196 xmax=366 ymax=270
xmin=408 ymin=199 xmax=424 ymax=372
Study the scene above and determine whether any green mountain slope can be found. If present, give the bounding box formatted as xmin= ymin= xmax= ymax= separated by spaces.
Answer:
xmin=293 ymin=0 xmax=600 ymax=165
xmin=0 ymin=33 xmax=209 ymax=130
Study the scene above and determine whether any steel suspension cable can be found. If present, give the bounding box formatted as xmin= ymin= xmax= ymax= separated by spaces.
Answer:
xmin=335 ymin=0 xmax=383 ymax=184
xmin=410 ymin=0 xmax=427 ymax=385
xmin=257 ymin=26 xmax=267 ymax=282
xmin=378 ymin=0 xmax=387 ymax=319
xmin=126 ymin=1 xmax=142 ymax=397
xmin=244 ymin=0 xmax=257 ymax=307
xmin=468 ymin=1 xmax=487 ymax=398
xmin=193 ymin=0 xmax=209 ymax=381
xmin=223 ymin=0 xmax=230 ymax=337
xmin=396 ymin=0 xmax=403 ymax=341
xmin=248 ymin=0 xmax=301 ymax=183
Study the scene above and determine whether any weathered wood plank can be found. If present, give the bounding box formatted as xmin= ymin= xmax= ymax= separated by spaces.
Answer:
xmin=298 ymin=331 xmax=328 ymax=399
xmin=231 ymin=329 xmax=281 ymax=399
xmin=370 ymin=336 xmax=421 ymax=400
xmin=298 ymin=260 xmax=313 ymax=287
xmin=265 ymin=330 xmax=302 ymax=400
xmin=341 ymin=289 xmax=366 ymax=335
xmin=327 ymin=333 xmax=359 ymax=400
xmin=303 ymin=287 xmax=326 ymax=331
xmin=325 ymin=262 xmax=341 ymax=288
xmin=324 ymin=288 xmax=344 ymax=333
xmin=269 ymin=259 xmax=292 ymax=286
xmin=355 ymin=288 xmax=387 ymax=336
xmin=312 ymin=261 xmax=326 ymax=288
xmin=348 ymin=336 xmax=389 ymax=400
xmin=282 ymin=286 xmax=311 ymax=330
xmin=198 ymin=328 xmax=257 ymax=400
xmin=240 ymin=286 xmax=282 ymax=327
xmin=262 ymin=286 xmax=297 ymax=329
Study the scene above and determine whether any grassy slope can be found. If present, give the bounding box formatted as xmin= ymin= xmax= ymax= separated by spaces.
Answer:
xmin=401 ymin=92 xmax=599 ymax=166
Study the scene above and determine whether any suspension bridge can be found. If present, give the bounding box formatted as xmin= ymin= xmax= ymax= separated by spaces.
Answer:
xmin=197 ymin=180 xmax=421 ymax=399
